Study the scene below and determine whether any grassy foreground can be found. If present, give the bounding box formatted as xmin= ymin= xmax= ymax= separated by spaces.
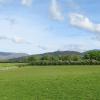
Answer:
xmin=0 ymin=64 xmax=100 ymax=100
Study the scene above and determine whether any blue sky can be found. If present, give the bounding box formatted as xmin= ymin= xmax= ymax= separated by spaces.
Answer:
xmin=0 ymin=0 xmax=100 ymax=54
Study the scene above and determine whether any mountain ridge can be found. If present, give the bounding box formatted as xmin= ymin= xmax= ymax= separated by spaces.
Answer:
xmin=0 ymin=52 xmax=29 ymax=60
xmin=0 ymin=50 xmax=100 ymax=60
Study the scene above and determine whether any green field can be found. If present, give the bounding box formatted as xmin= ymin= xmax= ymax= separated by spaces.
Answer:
xmin=0 ymin=64 xmax=100 ymax=100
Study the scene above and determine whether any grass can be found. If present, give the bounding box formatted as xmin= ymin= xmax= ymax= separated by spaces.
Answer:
xmin=0 ymin=63 xmax=25 ymax=67
xmin=0 ymin=64 xmax=100 ymax=100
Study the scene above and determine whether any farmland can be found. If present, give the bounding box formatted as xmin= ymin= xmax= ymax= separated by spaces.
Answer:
xmin=0 ymin=64 xmax=100 ymax=100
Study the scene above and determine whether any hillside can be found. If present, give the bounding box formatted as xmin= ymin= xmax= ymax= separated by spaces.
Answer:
xmin=8 ymin=50 xmax=100 ymax=64
xmin=36 ymin=51 xmax=81 ymax=56
xmin=9 ymin=50 xmax=81 ymax=62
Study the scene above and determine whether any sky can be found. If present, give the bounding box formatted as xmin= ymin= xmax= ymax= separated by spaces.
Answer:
xmin=0 ymin=0 xmax=100 ymax=54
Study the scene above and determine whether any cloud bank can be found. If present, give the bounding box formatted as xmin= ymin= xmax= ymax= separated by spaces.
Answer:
xmin=0 ymin=0 xmax=33 ymax=6
xmin=0 ymin=36 xmax=48 ymax=51
xmin=69 ymin=13 xmax=100 ymax=40
xmin=21 ymin=0 xmax=32 ymax=6
xmin=0 ymin=36 xmax=29 ymax=44
xmin=50 ymin=0 xmax=64 ymax=21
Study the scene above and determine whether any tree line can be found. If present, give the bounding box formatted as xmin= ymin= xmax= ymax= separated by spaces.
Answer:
xmin=16 ymin=50 xmax=100 ymax=65
xmin=7 ymin=50 xmax=100 ymax=65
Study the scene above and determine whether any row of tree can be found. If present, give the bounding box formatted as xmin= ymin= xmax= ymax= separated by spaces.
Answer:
xmin=9 ymin=50 xmax=100 ymax=65
xmin=25 ymin=50 xmax=100 ymax=65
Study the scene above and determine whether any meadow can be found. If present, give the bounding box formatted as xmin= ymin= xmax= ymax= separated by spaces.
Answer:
xmin=0 ymin=63 xmax=100 ymax=100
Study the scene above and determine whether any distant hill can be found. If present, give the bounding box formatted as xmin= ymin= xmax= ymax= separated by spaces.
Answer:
xmin=41 ymin=51 xmax=81 ymax=56
xmin=0 ymin=52 xmax=29 ymax=60
xmin=36 ymin=51 xmax=81 ymax=56
xmin=9 ymin=50 xmax=100 ymax=62
xmin=8 ymin=50 xmax=100 ymax=65
xmin=9 ymin=50 xmax=81 ymax=62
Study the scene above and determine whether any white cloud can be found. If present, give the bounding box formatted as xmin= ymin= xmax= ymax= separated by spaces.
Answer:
xmin=0 ymin=0 xmax=33 ymax=6
xmin=38 ymin=45 xmax=48 ymax=51
xmin=69 ymin=13 xmax=94 ymax=31
xmin=0 ymin=36 xmax=30 ymax=44
xmin=0 ymin=36 xmax=48 ymax=51
xmin=0 ymin=36 xmax=8 ymax=39
xmin=50 ymin=0 xmax=64 ymax=21
xmin=21 ymin=0 xmax=32 ymax=6
xmin=69 ymin=13 xmax=100 ymax=40
xmin=11 ymin=37 xmax=26 ymax=44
